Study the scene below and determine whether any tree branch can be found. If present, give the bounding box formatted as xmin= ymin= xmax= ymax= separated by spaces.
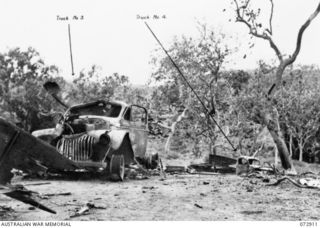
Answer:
xmin=271 ymin=2 xmax=320 ymax=95
xmin=268 ymin=0 xmax=274 ymax=35
xmin=285 ymin=2 xmax=320 ymax=66
xmin=233 ymin=0 xmax=283 ymax=61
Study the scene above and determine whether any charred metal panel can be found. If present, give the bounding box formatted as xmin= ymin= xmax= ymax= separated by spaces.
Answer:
xmin=0 ymin=118 xmax=78 ymax=185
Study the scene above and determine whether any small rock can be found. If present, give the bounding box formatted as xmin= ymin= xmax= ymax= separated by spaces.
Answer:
xmin=28 ymin=207 xmax=35 ymax=211
xmin=142 ymin=186 xmax=155 ymax=190
xmin=262 ymin=178 xmax=270 ymax=183
xmin=246 ymin=186 xmax=254 ymax=192
xmin=203 ymin=181 xmax=209 ymax=185
xmin=249 ymin=179 xmax=257 ymax=185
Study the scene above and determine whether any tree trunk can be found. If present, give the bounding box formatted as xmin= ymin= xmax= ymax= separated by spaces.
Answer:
xmin=268 ymin=128 xmax=292 ymax=169
xmin=164 ymin=108 xmax=188 ymax=154
xmin=274 ymin=146 xmax=279 ymax=165
xmin=263 ymin=112 xmax=294 ymax=170
xmin=289 ymin=133 xmax=293 ymax=158
xmin=298 ymin=141 xmax=303 ymax=162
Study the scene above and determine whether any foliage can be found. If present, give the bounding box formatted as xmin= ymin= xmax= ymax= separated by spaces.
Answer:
xmin=231 ymin=62 xmax=320 ymax=162
xmin=0 ymin=47 xmax=63 ymax=131
xmin=67 ymin=65 xmax=129 ymax=105
xmin=149 ymin=24 xmax=242 ymax=156
xmin=0 ymin=48 xmax=131 ymax=132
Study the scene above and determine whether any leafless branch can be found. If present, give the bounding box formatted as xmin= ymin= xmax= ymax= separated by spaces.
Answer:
xmin=285 ymin=2 xmax=320 ymax=67
xmin=233 ymin=0 xmax=283 ymax=61
xmin=268 ymin=0 xmax=274 ymax=35
xmin=270 ymin=2 xmax=320 ymax=95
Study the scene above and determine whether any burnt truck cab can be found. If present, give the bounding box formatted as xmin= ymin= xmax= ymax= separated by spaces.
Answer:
xmin=32 ymin=100 xmax=149 ymax=180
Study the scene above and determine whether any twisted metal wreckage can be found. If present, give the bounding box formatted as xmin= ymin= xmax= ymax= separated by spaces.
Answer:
xmin=0 ymin=81 xmax=158 ymax=214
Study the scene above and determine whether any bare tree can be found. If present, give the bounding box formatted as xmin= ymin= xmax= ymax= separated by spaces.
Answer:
xmin=233 ymin=0 xmax=320 ymax=171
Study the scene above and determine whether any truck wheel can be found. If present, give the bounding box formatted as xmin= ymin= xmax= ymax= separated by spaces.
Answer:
xmin=109 ymin=154 xmax=125 ymax=181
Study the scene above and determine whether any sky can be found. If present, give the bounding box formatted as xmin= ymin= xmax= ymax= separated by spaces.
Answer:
xmin=0 ymin=0 xmax=319 ymax=85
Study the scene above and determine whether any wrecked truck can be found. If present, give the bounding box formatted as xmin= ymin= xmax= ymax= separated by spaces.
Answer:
xmin=32 ymin=99 xmax=150 ymax=181
xmin=2 ymin=81 xmax=156 ymax=183
xmin=0 ymin=99 xmax=155 ymax=214
xmin=0 ymin=82 xmax=157 ymax=213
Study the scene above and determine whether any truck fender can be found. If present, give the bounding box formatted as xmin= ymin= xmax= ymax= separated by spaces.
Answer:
xmin=107 ymin=130 xmax=131 ymax=150
xmin=87 ymin=129 xmax=130 ymax=150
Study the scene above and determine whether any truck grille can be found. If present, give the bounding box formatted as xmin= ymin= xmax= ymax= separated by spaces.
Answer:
xmin=57 ymin=134 xmax=96 ymax=161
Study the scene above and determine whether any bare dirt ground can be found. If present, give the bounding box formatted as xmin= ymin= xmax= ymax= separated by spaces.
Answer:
xmin=1 ymin=165 xmax=320 ymax=221
xmin=1 ymin=137 xmax=320 ymax=221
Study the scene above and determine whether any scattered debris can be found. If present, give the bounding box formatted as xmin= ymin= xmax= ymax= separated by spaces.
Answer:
xmin=249 ymin=179 xmax=258 ymax=185
xmin=194 ymin=203 xmax=203 ymax=209
xmin=0 ymin=205 xmax=15 ymax=218
xmin=43 ymin=192 xmax=72 ymax=197
xmin=0 ymin=118 xmax=77 ymax=212
xmin=236 ymin=156 xmax=261 ymax=175
xmin=300 ymin=171 xmax=319 ymax=177
xmin=0 ymin=205 xmax=14 ymax=214
xmin=240 ymin=210 xmax=265 ymax=215
xmin=299 ymin=178 xmax=320 ymax=188
xmin=187 ymin=155 xmax=236 ymax=174
xmin=70 ymin=203 xmax=106 ymax=218
xmin=246 ymin=185 xmax=254 ymax=192
xmin=188 ymin=170 xmax=220 ymax=176
xmin=125 ymin=165 xmax=151 ymax=180
xmin=2 ymin=184 xmax=56 ymax=214
xmin=142 ymin=186 xmax=156 ymax=190
xmin=188 ymin=163 xmax=213 ymax=172
xmin=267 ymin=176 xmax=320 ymax=189
xmin=262 ymin=177 xmax=270 ymax=183
xmin=165 ymin=166 xmax=186 ymax=173
xmin=208 ymin=154 xmax=237 ymax=167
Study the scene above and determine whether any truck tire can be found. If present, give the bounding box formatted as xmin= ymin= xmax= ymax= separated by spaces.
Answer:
xmin=109 ymin=154 xmax=125 ymax=181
